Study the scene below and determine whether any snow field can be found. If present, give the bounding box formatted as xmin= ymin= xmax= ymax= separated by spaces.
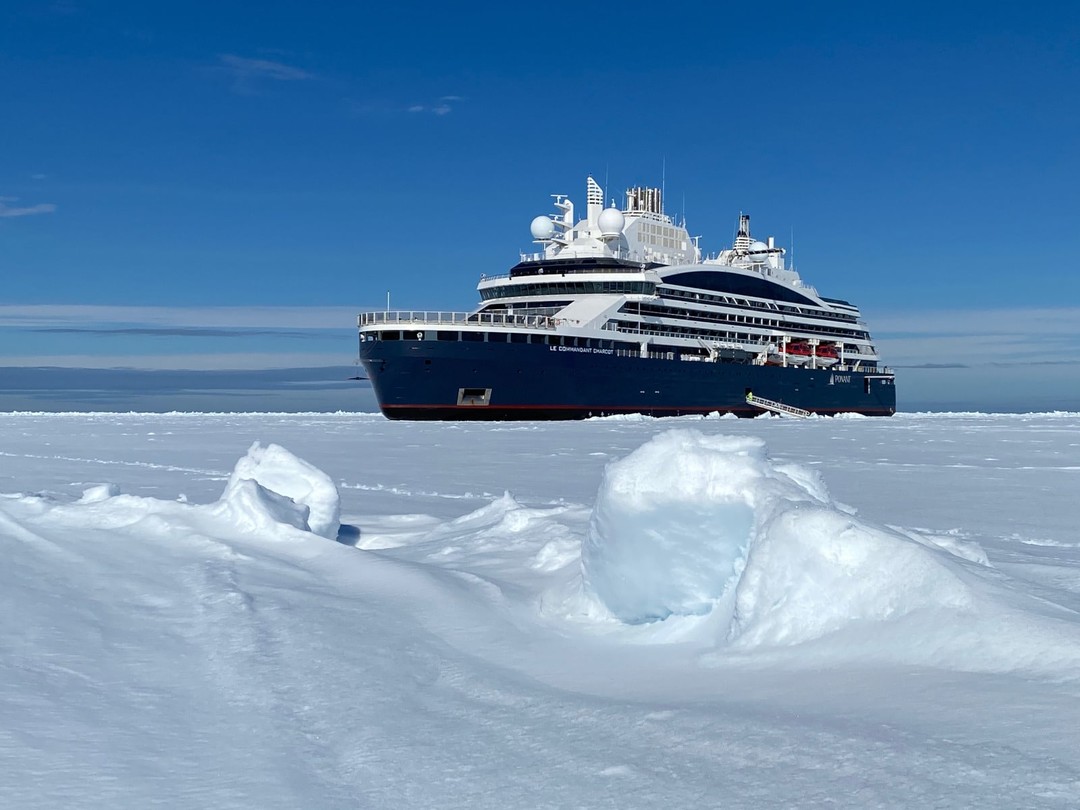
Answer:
xmin=2 ymin=411 xmax=1080 ymax=808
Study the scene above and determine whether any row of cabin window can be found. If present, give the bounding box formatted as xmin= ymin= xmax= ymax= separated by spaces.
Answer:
xmin=660 ymin=287 xmax=860 ymax=324
xmin=635 ymin=302 xmax=870 ymax=340
xmin=610 ymin=320 xmax=862 ymax=354
xmin=371 ymin=330 xmax=633 ymax=350
xmin=480 ymin=281 xmax=655 ymax=300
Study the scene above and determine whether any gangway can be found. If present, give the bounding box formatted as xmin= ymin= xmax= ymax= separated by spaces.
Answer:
xmin=746 ymin=393 xmax=811 ymax=418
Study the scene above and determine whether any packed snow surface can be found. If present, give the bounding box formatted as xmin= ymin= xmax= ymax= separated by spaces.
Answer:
xmin=2 ymin=411 xmax=1080 ymax=808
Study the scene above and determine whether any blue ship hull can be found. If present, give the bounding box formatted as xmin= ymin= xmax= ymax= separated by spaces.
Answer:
xmin=360 ymin=339 xmax=896 ymax=420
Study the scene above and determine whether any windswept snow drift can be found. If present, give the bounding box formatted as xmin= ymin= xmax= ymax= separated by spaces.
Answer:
xmin=30 ymin=442 xmax=343 ymax=543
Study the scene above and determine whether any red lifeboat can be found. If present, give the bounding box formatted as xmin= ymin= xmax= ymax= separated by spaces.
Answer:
xmin=816 ymin=344 xmax=840 ymax=367
xmin=779 ymin=342 xmax=813 ymax=365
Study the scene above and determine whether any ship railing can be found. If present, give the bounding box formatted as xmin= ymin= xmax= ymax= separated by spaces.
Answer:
xmin=358 ymin=310 xmax=557 ymax=330
xmin=516 ymin=247 xmax=640 ymax=263
xmin=614 ymin=349 xmax=677 ymax=360
xmin=483 ymin=266 xmax=648 ymax=283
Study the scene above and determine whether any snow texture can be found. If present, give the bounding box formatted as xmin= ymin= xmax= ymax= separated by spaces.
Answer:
xmin=1 ymin=411 xmax=1079 ymax=809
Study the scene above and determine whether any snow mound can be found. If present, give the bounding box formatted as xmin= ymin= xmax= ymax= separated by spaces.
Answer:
xmin=220 ymin=442 xmax=340 ymax=539
xmin=214 ymin=476 xmax=313 ymax=536
xmin=78 ymin=483 xmax=121 ymax=503
xmin=581 ymin=430 xmax=982 ymax=645
xmin=30 ymin=444 xmax=342 ymax=543
xmin=730 ymin=506 xmax=973 ymax=647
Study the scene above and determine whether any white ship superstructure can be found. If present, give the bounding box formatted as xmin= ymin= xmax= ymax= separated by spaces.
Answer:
xmin=470 ymin=177 xmax=884 ymax=371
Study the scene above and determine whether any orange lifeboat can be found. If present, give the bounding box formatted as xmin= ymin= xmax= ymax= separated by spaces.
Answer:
xmin=783 ymin=342 xmax=813 ymax=365
xmin=815 ymin=344 xmax=840 ymax=367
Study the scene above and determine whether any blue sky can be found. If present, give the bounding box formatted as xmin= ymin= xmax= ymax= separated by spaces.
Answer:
xmin=2 ymin=1 xmax=1079 ymax=411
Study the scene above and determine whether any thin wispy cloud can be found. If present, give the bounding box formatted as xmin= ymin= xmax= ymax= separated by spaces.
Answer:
xmin=875 ymin=306 xmax=1080 ymax=367
xmin=0 ymin=304 xmax=363 ymax=330
xmin=893 ymin=362 xmax=970 ymax=369
xmin=988 ymin=359 xmax=1080 ymax=367
xmin=32 ymin=327 xmax=327 ymax=339
xmin=0 ymin=196 xmax=57 ymax=218
xmin=217 ymin=54 xmax=315 ymax=93
xmin=406 ymin=94 xmax=464 ymax=116
xmin=0 ymin=352 xmax=350 ymax=371
xmin=347 ymin=94 xmax=464 ymax=120
xmin=873 ymin=307 xmax=1080 ymax=337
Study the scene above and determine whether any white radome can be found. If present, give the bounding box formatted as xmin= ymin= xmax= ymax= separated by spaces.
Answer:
xmin=530 ymin=216 xmax=556 ymax=240
xmin=748 ymin=240 xmax=770 ymax=260
xmin=598 ymin=207 xmax=625 ymax=237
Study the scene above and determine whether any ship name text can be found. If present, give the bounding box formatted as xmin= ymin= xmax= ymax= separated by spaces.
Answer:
xmin=550 ymin=345 xmax=615 ymax=355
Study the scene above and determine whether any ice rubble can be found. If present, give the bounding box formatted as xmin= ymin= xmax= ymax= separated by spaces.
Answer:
xmin=581 ymin=429 xmax=986 ymax=646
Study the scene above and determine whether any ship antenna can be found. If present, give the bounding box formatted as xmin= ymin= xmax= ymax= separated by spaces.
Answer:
xmin=790 ymin=226 xmax=795 ymax=270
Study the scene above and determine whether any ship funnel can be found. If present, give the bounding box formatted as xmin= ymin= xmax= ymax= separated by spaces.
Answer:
xmin=625 ymin=186 xmax=663 ymax=214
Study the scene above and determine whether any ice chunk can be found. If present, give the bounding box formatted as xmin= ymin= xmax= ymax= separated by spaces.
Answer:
xmin=219 ymin=442 xmax=340 ymax=539
xmin=581 ymin=430 xmax=823 ymax=624
xmin=582 ymin=429 xmax=982 ymax=648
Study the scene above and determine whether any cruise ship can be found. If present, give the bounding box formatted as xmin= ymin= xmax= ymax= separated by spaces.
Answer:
xmin=358 ymin=177 xmax=896 ymax=419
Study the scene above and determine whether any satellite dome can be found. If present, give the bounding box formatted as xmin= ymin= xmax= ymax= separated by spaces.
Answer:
xmin=597 ymin=207 xmax=625 ymax=237
xmin=749 ymin=240 xmax=770 ymax=260
xmin=530 ymin=216 xmax=555 ymax=240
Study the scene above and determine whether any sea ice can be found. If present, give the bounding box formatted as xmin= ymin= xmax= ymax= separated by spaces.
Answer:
xmin=581 ymin=430 xmax=817 ymax=624
xmin=2 ymin=413 xmax=1080 ymax=809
